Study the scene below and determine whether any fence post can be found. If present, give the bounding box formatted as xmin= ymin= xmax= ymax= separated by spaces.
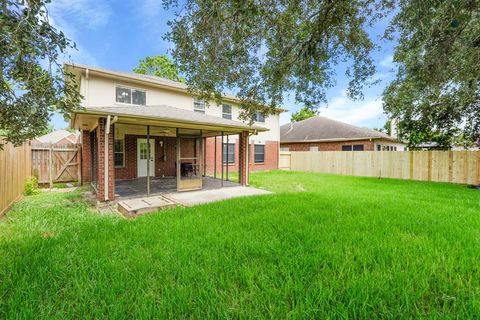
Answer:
xmin=49 ymin=143 xmax=53 ymax=189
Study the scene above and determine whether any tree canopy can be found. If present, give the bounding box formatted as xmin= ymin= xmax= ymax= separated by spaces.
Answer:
xmin=291 ymin=107 xmax=317 ymax=122
xmin=383 ymin=0 xmax=480 ymax=147
xmin=0 ymin=0 xmax=80 ymax=146
xmin=133 ymin=55 xmax=185 ymax=83
xmin=164 ymin=0 xmax=394 ymax=122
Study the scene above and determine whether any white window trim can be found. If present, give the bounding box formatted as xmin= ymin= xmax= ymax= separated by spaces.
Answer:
xmin=114 ymin=138 xmax=125 ymax=168
xmin=114 ymin=84 xmax=147 ymax=106
xmin=193 ymin=98 xmax=206 ymax=114
xmin=254 ymin=111 xmax=266 ymax=123
xmin=254 ymin=144 xmax=265 ymax=163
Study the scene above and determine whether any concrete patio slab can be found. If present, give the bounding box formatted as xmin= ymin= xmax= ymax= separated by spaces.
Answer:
xmin=164 ymin=186 xmax=272 ymax=206
xmin=117 ymin=195 xmax=177 ymax=217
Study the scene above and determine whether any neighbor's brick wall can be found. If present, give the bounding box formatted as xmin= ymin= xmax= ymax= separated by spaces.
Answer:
xmin=280 ymin=140 xmax=375 ymax=151
xmin=204 ymin=137 xmax=279 ymax=174
xmin=81 ymin=130 xmax=91 ymax=184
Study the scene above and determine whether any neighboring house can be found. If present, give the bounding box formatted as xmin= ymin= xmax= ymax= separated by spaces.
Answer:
xmin=33 ymin=129 xmax=79 ymax=146
xmin=65 ymin=63 xmax=281 ymax=201
xmin=280 ymin=116 xmax=406 ymax=152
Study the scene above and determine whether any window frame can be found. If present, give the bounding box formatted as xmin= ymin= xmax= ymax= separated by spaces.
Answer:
xmin=114 ymin=139 xmax=125 ymax=168
xmin=255 ymin=111 xmax=265 ymax=123
xmin=222 ymin=104 xmax=232 ymax=120
xmin=254 ymin=144 xmax=265 ymax=163
xmin=352 ymin=144 xmax=364 ymax=151
xmin=222 ymin=143 xmax=235 ymax=164
xmin=115 ymin=85 xmax=146 ymax=106
xmin=194 ymin=98 xmax=206 ymax=114
xmin=342 ymin=145 xmax=353 ymax=151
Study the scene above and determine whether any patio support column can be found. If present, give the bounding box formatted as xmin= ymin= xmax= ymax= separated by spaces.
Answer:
xmin=146 ymin=125 xmax=150 ymax=196
xmin=97 ymin=117 xmax=114 ymax=201
xmin=238 ymin=130 xmax=249 ymax=186
xmin=226 ymin=135 xmax=229 ymax=181
xmin=214 ymin=136 xmax=217 ymax=179
xmin=221 ymin=131 xmax=224 ymax=187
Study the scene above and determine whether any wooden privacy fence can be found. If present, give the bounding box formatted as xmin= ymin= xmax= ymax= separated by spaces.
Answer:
xmin=279 ymin=151 xmax=480 ymax=185
xmin=0 ymin=140 xmax=32 ymax=216
xmin=31 ymin=143 xmax=81 ymax=186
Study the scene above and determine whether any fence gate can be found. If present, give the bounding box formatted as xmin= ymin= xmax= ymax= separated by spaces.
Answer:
xmin=31 ymin=143 xmax=81 ymax=186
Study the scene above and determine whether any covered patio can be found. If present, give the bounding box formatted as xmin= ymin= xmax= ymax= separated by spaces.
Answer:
xmin=73 ymin=105 xmax=266 ymax=202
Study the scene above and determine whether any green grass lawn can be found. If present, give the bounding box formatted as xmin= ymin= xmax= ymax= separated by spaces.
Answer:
xmin=1 ymin=171 xmax=480 ymax=318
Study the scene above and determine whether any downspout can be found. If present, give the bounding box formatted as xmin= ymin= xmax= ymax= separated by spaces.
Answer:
xmin=104 ymin=115 xmax=111 ymax=201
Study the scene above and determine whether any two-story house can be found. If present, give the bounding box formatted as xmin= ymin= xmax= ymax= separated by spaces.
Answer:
xmin=66 ymin=63 xmax=281 ymax=202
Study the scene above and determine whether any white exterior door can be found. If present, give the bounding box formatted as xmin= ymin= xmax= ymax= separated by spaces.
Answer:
xmin=137 ymin=139 xmax=155 ymax=177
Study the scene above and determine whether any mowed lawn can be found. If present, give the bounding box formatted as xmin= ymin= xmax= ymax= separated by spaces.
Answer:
xmin=1 ymin=171 xmax=480 ymax=318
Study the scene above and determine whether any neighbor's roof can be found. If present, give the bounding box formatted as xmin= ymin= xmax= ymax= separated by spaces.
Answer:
xmin=64 ymin=63 xmax=286 ymax=113
xmin=34 ymin=130 xmax=79 ymax=144
xmin=75 ymin=105 xmax=268 ymax=132
xmin=280 ymin=116 xmax=395 ymax=143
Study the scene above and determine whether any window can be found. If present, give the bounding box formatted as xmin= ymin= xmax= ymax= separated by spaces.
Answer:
xmin=342 ymin=144 xmax=364 ymax=151
xmin=280 ymin=147 xmax=290 ymax=151
xmin=255 ymin=111 xmax=265 ymax=123
xmin=309 ymin=146 xmax=319 ymax=151
xmin=353 ymin=144 xmax=364 ymax=151
xmin=254 ymin=144 xmax=265 ymax=163
xmin=394 ymin=146 xmax=397 ymax=151
xmin=222 ymin=104 xmax=232 ymax=119
xmin=115 ymin=86 xmax=146 ymax=105
xmin=377 ymin=144 xmax=382 ymax=151
xmin=223 ymin=143 xmax=235 ymax=164
xmin=114 ymin=139 xmax=124 ymax=167
xmin=194 ymin=98 xmax=205 ymax=113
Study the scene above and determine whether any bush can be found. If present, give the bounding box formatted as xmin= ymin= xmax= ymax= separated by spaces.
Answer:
xmin=24 ymin=176 xmax=39 ymax=195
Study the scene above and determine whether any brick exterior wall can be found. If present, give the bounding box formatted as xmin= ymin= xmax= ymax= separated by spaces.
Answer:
xmin=114 ymin=135 xmax=197 ymax=180
xmin=204 ymin=137 xmax=279 ymax=174
xmin=280 ymin=140 xmax=375 ymax=151
xmin=81 ymin=130 xmax=91 ymax=183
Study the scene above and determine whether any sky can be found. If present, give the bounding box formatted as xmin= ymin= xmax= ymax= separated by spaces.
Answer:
xmin=48 ymin=0 xmax=398 ymax=130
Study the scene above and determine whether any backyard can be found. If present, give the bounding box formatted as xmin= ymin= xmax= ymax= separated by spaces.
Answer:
xmin=1 ymin=171 xmax=479 ymax=318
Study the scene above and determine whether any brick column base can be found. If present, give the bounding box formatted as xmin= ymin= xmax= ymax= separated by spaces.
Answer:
xmin=96 ymin=118 xmax=115 ymax=201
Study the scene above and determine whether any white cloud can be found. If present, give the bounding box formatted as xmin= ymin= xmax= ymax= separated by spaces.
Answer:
xmin=379 ymin=55 xmax=394 ymax=68
xmin=49 ymin=0 xmax=112 ymax=30
xmin=47 ymin=0 xmax=112 ymax=66
xmin=281 ymin=91 xmax=387 ymax=128
xmin=320 ymin=95 xmax=386 ymax=127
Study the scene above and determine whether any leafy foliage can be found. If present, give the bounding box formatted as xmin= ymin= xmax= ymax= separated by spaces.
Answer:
xmin=24 ymin=176 xmax=39 ymax=196
xmin=164 ymin=0 xmax=394 ymax=122
xmin=383 ymin=0 xmax=480 ymax=148
xmin=133 ymin=55 xmax=186 ymax=83
xmin=291 ymin=107 xmax=317 ymax=122
xmin=0 ymin=0 xmax=81 ymax=146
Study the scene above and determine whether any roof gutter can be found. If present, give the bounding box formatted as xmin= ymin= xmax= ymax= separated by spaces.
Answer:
xmin=281 ymin=137 xmax=397 ymax=143
xmin=73 ymin=109 xmax=268 ymax=133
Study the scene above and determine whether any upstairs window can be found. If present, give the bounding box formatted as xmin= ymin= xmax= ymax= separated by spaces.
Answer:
xmin=255 ymin=111 xmax=265 ymax=123
xmin=222 ymin=104 xmax=232 ymax=119
xmin=115 ymin=86 xmax=146 ymax=105
xmin=194 ymin=98 xmax=205 ymax=113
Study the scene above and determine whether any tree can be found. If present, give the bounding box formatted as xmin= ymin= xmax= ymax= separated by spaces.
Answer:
xmin=0 ymin=0 xmax=81 ymax=146
xmin=373 ymin=120 xmax=391 ymax=135
xmin=383 ymin=0 xmax=480 ymax=148
xmin=164 ymin=1 xmax=394 ymax=122
xmin=133 ymin=55 xmax=185 ymax=83
xmin=291 ymin=107 xmax=317 ymax=122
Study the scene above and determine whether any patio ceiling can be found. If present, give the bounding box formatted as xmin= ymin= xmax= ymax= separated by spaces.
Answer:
xmin=72 ymin=105 xmax=268 ymax=136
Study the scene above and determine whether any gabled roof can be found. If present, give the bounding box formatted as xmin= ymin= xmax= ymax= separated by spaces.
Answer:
xmin=34 ymin=130 xmax=79 ymax=144
xmin=74 ymin=105 xmax=267 ymax=132
xmin=280 ymin=116 xmax=395 ymax=142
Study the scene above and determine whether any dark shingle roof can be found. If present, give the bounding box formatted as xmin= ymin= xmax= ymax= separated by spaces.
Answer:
xmin=280 ymin=116 xmax=394 ymax=142
xmin=78 ymin=105 xmax=267 ymax=131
